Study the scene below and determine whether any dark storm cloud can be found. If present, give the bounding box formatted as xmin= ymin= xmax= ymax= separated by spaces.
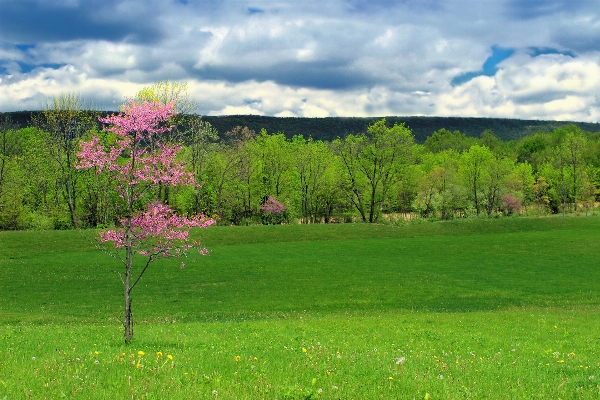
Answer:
xmin=0 ymin=0 xmax=164 ymax=44
xmin=193 ymin=60 xmax=377 ymax=90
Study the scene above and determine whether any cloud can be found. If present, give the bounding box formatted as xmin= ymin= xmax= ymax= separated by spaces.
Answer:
xmin=1 ymin=0 xmax=600 ymax=123
xmin=0 ymin=0 xmax=164 ymax=44
xmin=504 ymin=0 xmax=591 ymax=20
xmin=436 ymin=53 xmax=600 ymax=121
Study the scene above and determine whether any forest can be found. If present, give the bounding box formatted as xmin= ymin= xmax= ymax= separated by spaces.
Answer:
xmin=1 ymin=85 xmax=599 ymax=230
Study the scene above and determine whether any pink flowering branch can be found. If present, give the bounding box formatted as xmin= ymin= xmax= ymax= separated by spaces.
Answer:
xmin=76 ymin=101 xmax=195 ymax=201
xmin=100 ymin=201 xmax=214 ymax=258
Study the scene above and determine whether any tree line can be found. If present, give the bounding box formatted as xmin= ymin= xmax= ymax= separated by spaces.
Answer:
xmin=1 ymin=87 xmax=599 ymax=230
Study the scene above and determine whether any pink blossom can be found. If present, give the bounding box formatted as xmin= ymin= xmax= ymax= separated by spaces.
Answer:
xmin=76 ymin=101 xmax=195 ymax=201
xmin=99 ymin=201 xmax=214 ymax=259
xmin=77 ymin=100 xmax=215 ymax=263
xmin=261 ymin=196 xmax=286 ymax=215
xmin=502 ymin=194 xmax=521 ymax=215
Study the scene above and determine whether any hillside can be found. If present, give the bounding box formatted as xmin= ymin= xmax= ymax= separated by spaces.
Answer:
xmin=3 ymin=111 xmax=600 ymax=143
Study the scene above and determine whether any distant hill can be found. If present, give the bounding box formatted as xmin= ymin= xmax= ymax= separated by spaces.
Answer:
xmin=201 ymin=115 xmax=600 ymax=143
xmin=3 ymin=111 xmax=600 ymax=143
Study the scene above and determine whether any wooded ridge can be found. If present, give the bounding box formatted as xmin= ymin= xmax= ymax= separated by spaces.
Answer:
xmin=3 ymin=111 xmax=599 ymax=143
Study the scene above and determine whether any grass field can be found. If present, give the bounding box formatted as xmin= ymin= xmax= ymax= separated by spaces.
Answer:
xmin=1 ymin=216 xmax=600 ymax=398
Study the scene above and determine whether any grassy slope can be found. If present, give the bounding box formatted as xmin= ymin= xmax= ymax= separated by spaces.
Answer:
xmin=1 ymin=216 xmax=599 ymax=322
xmin=1 ymin=217 xmax=600 ymax=398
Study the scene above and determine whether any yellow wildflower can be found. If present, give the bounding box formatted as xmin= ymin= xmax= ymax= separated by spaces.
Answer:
xmin=138 ymin=351 xmax=145 ymax=356
xmin=167 ymin=354 xmax=173 ymax=360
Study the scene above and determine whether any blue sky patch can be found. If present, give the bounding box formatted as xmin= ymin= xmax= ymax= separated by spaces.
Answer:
xmin=527 ymin=47 xmax=576 ymax=58
xmin=452 ymin=46 xmax=514 ymax=85
xmin=17 ymin=62 xmax=64 ymax=74
xmin=16 ymin=44 xmax=35 ymax=51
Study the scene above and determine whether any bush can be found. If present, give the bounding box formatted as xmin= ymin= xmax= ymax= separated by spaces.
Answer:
xmin=501 ymin=194 xmax=521 ymax=216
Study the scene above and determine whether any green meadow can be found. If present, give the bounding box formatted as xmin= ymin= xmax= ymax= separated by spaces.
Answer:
xmin=1 ymin=217 xmax=600 ymax=398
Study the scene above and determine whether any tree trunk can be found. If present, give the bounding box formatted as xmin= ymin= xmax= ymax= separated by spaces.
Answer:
xmin=124 ymin=231 xmax=133 ymax=343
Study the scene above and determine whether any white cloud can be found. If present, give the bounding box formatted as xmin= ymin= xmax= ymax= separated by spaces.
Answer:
xmin=1 ymin=0 xmax=600 ymax=122
xmin=434 ymin=53 xmax=600 ymax=121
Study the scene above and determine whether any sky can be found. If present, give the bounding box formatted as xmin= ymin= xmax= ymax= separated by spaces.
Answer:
xmin=1 ymin=0 xmax=600 ymax=122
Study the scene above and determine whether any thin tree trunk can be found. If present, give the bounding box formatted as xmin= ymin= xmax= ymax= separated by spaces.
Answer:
xmin=124 ymin=230 xmax=133 ymax=343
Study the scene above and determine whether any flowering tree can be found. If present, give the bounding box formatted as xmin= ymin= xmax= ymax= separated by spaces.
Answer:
xmin=77 ymin=100 xmax=214 ymax=343
xmin=501 ymin=193 xmax=521 ymax=216
xmin=261 ymin=196 xmax=287 ymax=224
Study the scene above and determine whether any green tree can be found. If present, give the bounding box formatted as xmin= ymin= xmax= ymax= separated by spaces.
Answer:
xmin=0 ymin=117 xmax=20 ymax=204
xmin=481 ymin=156 xmax=513 ymax=216
xmin=134 ymin=80 xmax=198 ymax=115
xmin=459 ymin=145 xmax=493 ymax=215
xmin=414 ymin=150 xmax=463 ymax=219
xmin=560 ymin=127 xmax=586 ymax=212
xmin=532 ymin=176 xmax=550 ymax=215
xmin=33 ymin=93 xmax=97 ymax=228
xmin=424 ymin=128 xmax=474 ymax=153
xmin=255 ymin=130 xmax=293 ymax=201
xmin=505 ymin=162 xmax=534 ymax=214
xmin=292 ymin=136 xmax=334 ymax=223
xmin=334 ymin=119 xmax=416 ymax=223
xmin=184 ymin=117 xmax=219 ymax=215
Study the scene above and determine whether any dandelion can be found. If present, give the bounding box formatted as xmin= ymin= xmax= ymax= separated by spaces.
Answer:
xmin=388 ymin=376 xmax=394 ymax=381
xmin=558 ymin=360 xmax=565 ymax=363
xmin=235 ymin=355 xmax=241 ymax=361
xmin=138 ymin=351 xmax=145 ymax=356
xmin=94 ymin=351 xmax=99 ymax=355
xmin=396 ymin=356 xmax=406 ymax=365
xmin=302 ymin=348 xmax=307 ymax=353
xmin=167 ymin=354 xmax=173 ymax=360
xmin=157 ymin=351 xmax=163 ymax=357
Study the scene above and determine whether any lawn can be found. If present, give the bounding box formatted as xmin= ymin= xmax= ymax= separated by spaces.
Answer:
xmin=1 ymin=216 xmax=600 ymax=398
